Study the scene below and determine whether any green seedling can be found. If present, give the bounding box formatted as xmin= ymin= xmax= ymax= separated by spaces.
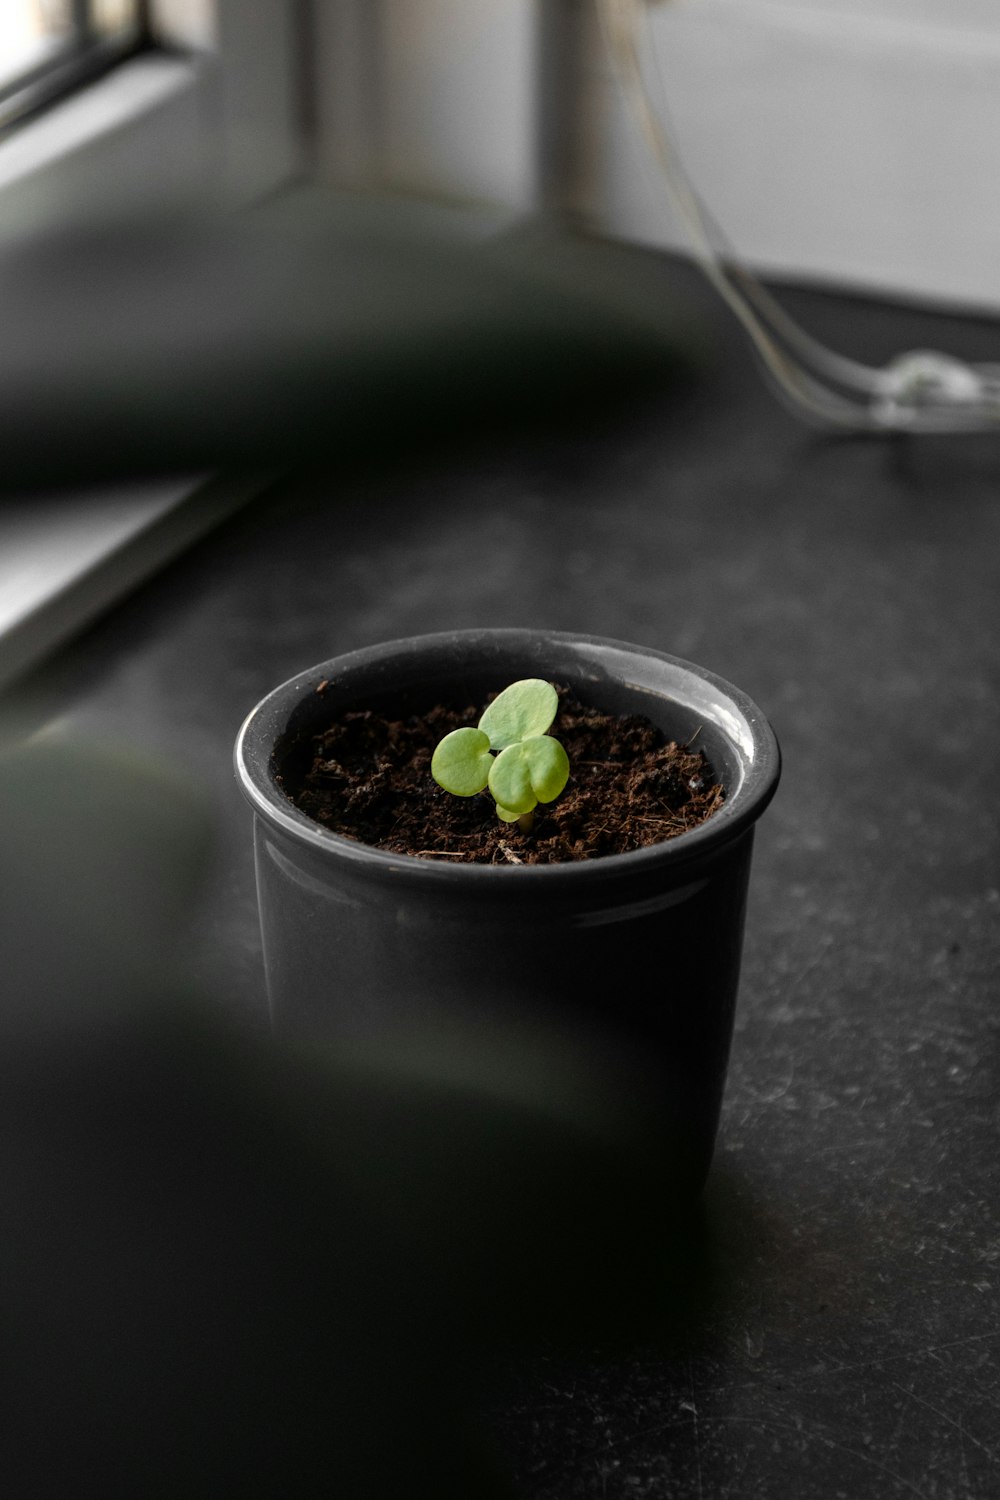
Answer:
xmin=431 ymin=678 xmax=570 ymax=831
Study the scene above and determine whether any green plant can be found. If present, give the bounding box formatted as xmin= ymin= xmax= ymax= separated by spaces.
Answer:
xmin=431 ymin=679 xmax=570 ymax=831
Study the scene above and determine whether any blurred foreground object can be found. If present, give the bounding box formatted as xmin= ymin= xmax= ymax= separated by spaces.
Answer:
xmin=0 ymin=734 xmax=677 ymax=1495
xmin=0 ymin=191 xmax=695 ymax=491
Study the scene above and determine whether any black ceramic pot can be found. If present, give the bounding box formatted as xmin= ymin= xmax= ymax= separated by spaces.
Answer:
xmin=236 ymin=629 xmax=780 ymax=1193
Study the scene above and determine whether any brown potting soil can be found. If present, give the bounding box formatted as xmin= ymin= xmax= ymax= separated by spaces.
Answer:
xmin=279 ymin=686 xmax=724 ymax=865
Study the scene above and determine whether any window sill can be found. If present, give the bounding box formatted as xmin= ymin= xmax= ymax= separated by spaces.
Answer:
xmin=0 ymin=472 xmax=275 ymax=694
xmin=0 ymin=53 xmax=264 ymax=693
xmin=0 ymin=52 xmax=214 ymax=244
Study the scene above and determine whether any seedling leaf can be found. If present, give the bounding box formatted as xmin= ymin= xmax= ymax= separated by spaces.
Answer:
xmin=479 ymin=679 xmax=558 ymax=750
xmin=431 ymin=726 xmax=493 ymax=796
xmin=488 ymin=735 xmax=570 ymax=815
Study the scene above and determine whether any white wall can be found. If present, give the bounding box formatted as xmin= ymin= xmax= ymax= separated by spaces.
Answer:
xmin=151 ymin=0 xmax=217 ymax=48
xmin=756 ymin=0 xmax=997 ymax=33
xmin=596 ymin=0 xmax=1000 ymax=308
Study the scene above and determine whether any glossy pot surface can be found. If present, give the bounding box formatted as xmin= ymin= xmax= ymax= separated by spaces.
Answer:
xmin=236 ymin=629 xmax=781 ymax=1189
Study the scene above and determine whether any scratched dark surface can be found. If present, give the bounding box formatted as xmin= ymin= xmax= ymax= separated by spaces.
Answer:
xmin=9 ymin=248 xmax=1000 ymax=1497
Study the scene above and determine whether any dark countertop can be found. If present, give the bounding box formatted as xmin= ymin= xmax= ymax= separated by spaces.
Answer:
xmin=7 ymin=249 xmax=999 ymax=1497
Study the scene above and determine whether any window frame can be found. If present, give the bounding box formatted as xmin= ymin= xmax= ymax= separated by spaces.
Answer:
xmin=0 ymin=0 xmax=304 ymax=237
xmin=0 ymin=3 xmax=152 ymax=138
xmin=0 ymin=1 xmax=304 ymax=694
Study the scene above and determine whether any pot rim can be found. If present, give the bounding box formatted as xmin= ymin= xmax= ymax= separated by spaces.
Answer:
xmin=235 ymin=628 xmax=781 ymax=887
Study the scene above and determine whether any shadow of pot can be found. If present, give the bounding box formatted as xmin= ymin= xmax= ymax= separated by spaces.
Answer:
xmin=236 ymin=629 xmax=780 ymax=1200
